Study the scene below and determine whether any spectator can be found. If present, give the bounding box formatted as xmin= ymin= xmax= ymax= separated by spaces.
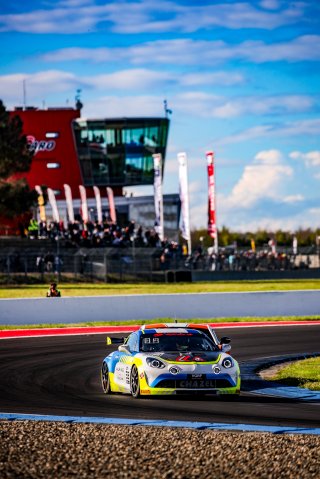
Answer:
xmin=46 ymin=282 xmax=61 ymax=297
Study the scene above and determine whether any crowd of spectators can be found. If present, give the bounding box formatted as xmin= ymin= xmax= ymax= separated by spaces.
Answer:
xmin=27 ymin=218 xmax=164 ymax=249
xmin=21 ymin=218 xmax=314 ymax=273
xmin=185 ymin=246 xmax=310 ymax=272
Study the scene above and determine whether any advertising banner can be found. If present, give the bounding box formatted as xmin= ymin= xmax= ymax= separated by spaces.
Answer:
xmin=106 ymin=187 xmax=117 ymax=224
xmin=79 ymin=185 xmax=89 ymax=223
xmin=153 ymin=153 xmax=164 ymax=241
xmin=206 ymin=151 xmax=217 ymax=242
xmin=93 ymin=186 xmax=103 ymax=224
xmin=47 ymin=188 xmax=60 ymax=223
xmin=178 ymin=152 xmax=191 ymax=251
xmin=63 ymin=184 xmax=75 ymax=224
xmin=35 ymin=185 xmax=46 ymax=222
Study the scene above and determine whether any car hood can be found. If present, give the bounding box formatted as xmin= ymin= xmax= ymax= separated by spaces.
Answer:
xmin=146 ymin=351 xmax=221 ymax=363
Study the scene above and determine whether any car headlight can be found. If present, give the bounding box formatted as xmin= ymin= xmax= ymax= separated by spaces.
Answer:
xmin=222 ymin=357 xmax=234 ymax=369
xmin=146 ymin=357 xmax=166 ymax=369
xmin=169 ymin=366 xmax=181 ymax=375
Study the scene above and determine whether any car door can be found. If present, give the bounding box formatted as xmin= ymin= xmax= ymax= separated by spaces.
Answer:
xmin=113 ymin=333 xmax=139 ymax=392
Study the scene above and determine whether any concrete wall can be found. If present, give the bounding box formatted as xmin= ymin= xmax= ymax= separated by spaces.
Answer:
xmin=1 ymin=290 xmax=319 ymax=325
xmin=191 ymin=269 xmax=320 ymax=282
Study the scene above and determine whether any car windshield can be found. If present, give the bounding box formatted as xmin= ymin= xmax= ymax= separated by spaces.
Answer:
xmin=140 ymin=332 xmax=218 ymax=353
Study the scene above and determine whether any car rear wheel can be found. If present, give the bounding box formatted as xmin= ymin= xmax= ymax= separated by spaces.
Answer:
xmin=130 ymin=365 xmax=140 ymax=398
xmin=101 ymin=362 xmax=112 ymax=394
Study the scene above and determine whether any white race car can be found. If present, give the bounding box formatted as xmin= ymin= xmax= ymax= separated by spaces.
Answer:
xmin=101 ymin=323 xmax=241 ymax=397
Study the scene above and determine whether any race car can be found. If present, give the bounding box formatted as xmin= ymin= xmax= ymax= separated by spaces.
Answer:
xmin=101 ymin=323 xmax=240 ymax=397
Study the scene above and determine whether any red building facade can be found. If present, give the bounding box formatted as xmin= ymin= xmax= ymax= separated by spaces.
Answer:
xmin=10 ymin=107 xmax=83 ymax=201
xmin=10 ymin=106 xmax=169 ymax=202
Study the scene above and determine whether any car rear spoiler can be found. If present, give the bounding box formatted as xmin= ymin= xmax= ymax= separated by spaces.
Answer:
xmin=106 ymin=336 xmax=126 ymax=345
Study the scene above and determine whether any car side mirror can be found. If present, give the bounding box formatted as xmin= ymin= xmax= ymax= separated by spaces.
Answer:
xmin=220 ymin=336 xmax=231 ymax=344
xmin=221 ymin=344 xmax=231 ymax=353
xmin=118 ymin=345 xmax=130 ymax=353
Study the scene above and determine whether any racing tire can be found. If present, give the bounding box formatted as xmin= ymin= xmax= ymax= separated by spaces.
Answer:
xmin=101 ymin=362 xmax=112 ymax=394
xmin=130 ymin=365 xmax=140 ymax=398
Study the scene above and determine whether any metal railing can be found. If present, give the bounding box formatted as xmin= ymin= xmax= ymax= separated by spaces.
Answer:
xmin=0 ymin=248 xmax=319 ymax=283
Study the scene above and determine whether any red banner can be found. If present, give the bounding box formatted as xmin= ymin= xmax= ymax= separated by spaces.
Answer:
xmin=207 ymin=151 xmax=217 ymax=239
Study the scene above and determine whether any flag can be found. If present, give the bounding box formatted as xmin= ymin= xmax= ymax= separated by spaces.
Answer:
xmin=63 ymin=184 xmax=75 ymax=223
xmin=47 ymin=188 xmax=60 ymax=223
xmin=93 ymin=186 xmax=103 ymax=224
xmin=178 ymin=152 xmax=191 ymax=242
xmin=106 ymin=187 xmax=117 ymax=223
xmin=79 ymin=185 xmax=89 ymax=223
xmin=207 ymin=151 xmax=217 ymax=239
xmin=35 ymin=185 xmax=46 ymax=222
xmin=153 ymin=153 xmax=164 ymax=241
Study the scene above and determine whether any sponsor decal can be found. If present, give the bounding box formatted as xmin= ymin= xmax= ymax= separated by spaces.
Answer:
xmin=27 ymin=135 xmax=56 ymax=155
xmin=140 ymin=390 xmax=151 ymax=394
xmin=139 ymin=372 xmax=144 ymax=379
xmin=177 ymin=355 xmax=192 ymax=362
xmin=115 ymin=363 xmax=125 ymax=382
xmin=179 ymin=380 xmax=216 ymax=388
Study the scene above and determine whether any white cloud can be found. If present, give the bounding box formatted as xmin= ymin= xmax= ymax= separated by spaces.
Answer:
xmin=259 ymin=0 xmax=281 ymax=10
xmin=173 ymin=92 xmax=315 ymax=118
xmin=41 ymin=35 xmax=320 ymax=65
xmin=180 ymin=72 xmax=245 ymax=87
xmin=221 ymin=208 xmax=320 ymax=233
xmin=219 ymin=150 xmax=292 ymax=209
xmin=282 ymin=194 xmax=304 ymax=203
xmin=219 ymin=119 xmax=320 ymax=145
xmin=0 ymin=1 xmax=306 ymax=34
xmin=0 ymin=71 xmax=81 ymax=104
xmin=289 ymin=150 xmax=320 ymax=181
xmin=2 ymin=70 xmax=315 ymax=119
xmin=86 ymin=69 xmax=173 ymax=90
xmin=82 ymin=95 xmax=164 ymax=118
xmin=290 ymin=150 xmax=320 ymax=167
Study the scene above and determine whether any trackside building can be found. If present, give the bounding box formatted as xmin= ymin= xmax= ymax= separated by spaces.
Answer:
xmin=9 ymin=106 xmax=179 ymax=237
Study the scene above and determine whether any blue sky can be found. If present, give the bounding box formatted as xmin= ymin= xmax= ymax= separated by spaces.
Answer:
xmin=1 ymin=0 xmax=320 ymax=232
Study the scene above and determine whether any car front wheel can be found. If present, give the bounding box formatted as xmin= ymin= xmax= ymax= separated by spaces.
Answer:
xmin=130 ymin=365 xmax=140 ymax=398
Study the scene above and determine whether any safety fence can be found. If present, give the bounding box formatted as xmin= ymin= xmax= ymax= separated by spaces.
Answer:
xmin=0 ymin=247 xmax=319 ymax=283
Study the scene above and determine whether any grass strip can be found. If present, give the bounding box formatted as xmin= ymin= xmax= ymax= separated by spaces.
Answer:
xmin=0 ymin=279 xmax=320 ymax=298
xmin=268 ymin=357 xmax=320 ymax=391
xmin=0 ymin=316 xmax=319 ymax=330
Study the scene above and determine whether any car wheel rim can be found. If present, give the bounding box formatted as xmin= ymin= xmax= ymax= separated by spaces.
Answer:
xmin=131 ymin=366 xmax=139 ymax=396
xmin=101 ymin=363 xmax=110 ymax=393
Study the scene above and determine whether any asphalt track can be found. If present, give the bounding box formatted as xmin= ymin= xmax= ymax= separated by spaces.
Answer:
xmin=0 ymin=324 xmax=319 ymax=428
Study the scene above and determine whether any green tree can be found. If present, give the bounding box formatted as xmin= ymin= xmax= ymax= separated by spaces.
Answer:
xmin=0 ymin=99 xmax=37 ymax=218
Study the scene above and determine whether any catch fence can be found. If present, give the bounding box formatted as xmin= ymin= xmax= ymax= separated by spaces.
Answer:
xmin=0 ymin=247 xmax=319 ymax=283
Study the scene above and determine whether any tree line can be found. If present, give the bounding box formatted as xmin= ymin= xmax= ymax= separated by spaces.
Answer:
xmin=0 ymin=99 xmax=37 ymax=219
